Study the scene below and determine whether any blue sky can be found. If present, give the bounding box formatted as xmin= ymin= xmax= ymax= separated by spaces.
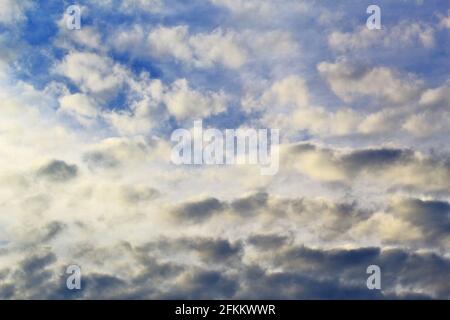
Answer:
xmin=0 ymin=0 xmax=449 ymax=299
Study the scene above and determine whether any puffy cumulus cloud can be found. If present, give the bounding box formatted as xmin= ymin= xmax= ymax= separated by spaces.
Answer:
xmin=113 ymin=25 xmax=247 ymax=69
xmin=243 ymin=71 xmax=449 ymax=139
xmin=357 ymin=79 xmax=450 ymax=137
xmin=243 ymin=75 xmax=362 ymax=137
xmin=329 ymin=21 xmax=435 ymax=53
xmin=187 ymin=28 xmax=248 ymax=69
xmin=0 ymin=81 xmax=82 ymax=176
xmin=58 ymin=93 xmax=100 ymax=125
xmin=318 ymin=59 xmax=424 ymax=104
xmin=55 ymin=26 xmax=104 ymax=52
xmin=112 ymin=24 xmax=298 ymax=71
xmin=357 ymin=108 xmax=403 ymax=135
xmin=284 ymin=143 xmax=450 ymax=193
xmin=55 ymin=52 xmax=127 ymax=98
xmin=243 ymin=67 xmax=449 ymax=139
xmin=419 ymin=80 xmax=450 ymax=109
xmin=402 ymin=110 xmax=450 ymax=137
xmin=54 ymin=51 xmax=229 ymax=131
xmin=258 ymin=75 xmax=310 ymax=110
xmin=272 ymin=105 xmax=361 ymax=137
xmin=103 ymin=76 xmax=228 ymax=132
xmin=164 ymin=79 xmax=227 ymax=121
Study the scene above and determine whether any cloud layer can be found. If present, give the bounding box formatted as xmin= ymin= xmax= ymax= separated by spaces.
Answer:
xmin=0 ymin=0 xmax=449 ymax=299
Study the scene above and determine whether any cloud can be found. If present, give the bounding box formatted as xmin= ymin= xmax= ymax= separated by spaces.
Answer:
xmin=171 ymin=197 xmax=227 ymax=224
xmin=114 ymin=25 xmax=247 ymax=69
xmin=285 ymin=143 xmax=450 ymax=193
xmin=246 ymin=234 xmax=290 ymax=249
xmin=329 ymin=21 xmax=435 ymax=52
xmin=318 ymin=59 xmax=423 ymax=104
xmin=58 ymin=93 xmax=99 ymax=125
xmin=439 ymin=10 xmax=450 ymax=29
xmin=56 ymin=52 xmax=126 ymax=98
xmin=36 ymin=160 xmax=79 ymax=183
xmin=230 ymin=192 xmax=268 ymax=216
xmin=419 ymin=80 xmax=450 ymax=109
xmin=210 ymin=0 xmax=310 ymax=22
xmin=0 ymin=0 xmax=32 ymax=25
xmin=389 ymin=198 xmax=450 ymax=244
xmin=164 ymin=79 xmax=227 ymax=121
xmin=1 ymin=0 xmax=449 ymax=300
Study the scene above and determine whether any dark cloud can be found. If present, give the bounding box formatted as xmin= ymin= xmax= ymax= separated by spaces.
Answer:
xmin=391 ymin=198 xmax=450 ymax=244
xmin=172 ymin=197 xmax=226 ymax=223
xmin=163 ymin=270 xmax=239 ymax=299
xmin=138 ymin=237 xmax=243 ymax=265
xmin=37 ymin=160 xmax=78 ymax=182
xmin=237 ymin=265 xmax=383 ymax=299
xmin=40 ymin=221 xmax=66 ymax=242
xmin=341 ymin=148 xmax=412 ymax=172
xmin=1 ymin=242 xmax=449 ymax=299
xmin=21 ymin=252 xmax=57 ymax=274
xmin=247 ymin=234 xmax=290 ymax=249
xmin=231 ymin=192 xmax=268 ymax=216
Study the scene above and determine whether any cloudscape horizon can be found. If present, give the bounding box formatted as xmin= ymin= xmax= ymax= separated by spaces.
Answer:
xmin=0 ymin=0 xmax=449 ymax=300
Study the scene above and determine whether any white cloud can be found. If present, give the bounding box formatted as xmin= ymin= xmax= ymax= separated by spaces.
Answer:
xmin=260 ymin=75 xmax=309 ymax=110
xmin=209 ymin=0 xmax=310 ymax=21
xmin=164 ymin=79 xmax=227 ymax=121
xmin=58 ymin=93 xmax=99 ymax=126
xmin=113 ymin=25 xmax=248 ymax=69
xmin=0 ymin=0 xmax=32 ymax=25
xmin=318 ymin=59 xmax=424 ymax=104
xmin=56 ymin=26 xmax=103 ymax=51
xmin=147 ymin=25 xmax=193 ymax=62
xmin=439 ymin=10 xmax=450 ymax=29
xmin=120 ymin=0 xmax=164 ymax=13
xmin=55 ymin=52 xmax=126 ymax=97
xmin=329 ymin=21 xmax=435 ymax=52
xmin=419 ymin=81 xmax=450 ymax=109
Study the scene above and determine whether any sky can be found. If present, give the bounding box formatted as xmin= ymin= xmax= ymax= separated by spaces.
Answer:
xmin=0 ymin=0 xmax=449 ymax=299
